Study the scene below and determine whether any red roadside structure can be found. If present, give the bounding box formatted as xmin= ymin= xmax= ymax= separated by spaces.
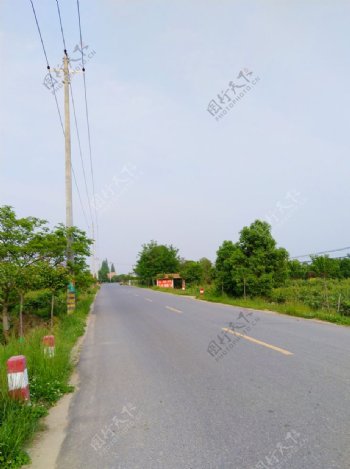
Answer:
xmin=156 ymin=273 xmax=185 ymax=290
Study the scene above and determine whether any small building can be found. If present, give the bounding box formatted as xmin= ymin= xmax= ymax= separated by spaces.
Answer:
xmin=156 ymin=273 xmax=185 ymax=289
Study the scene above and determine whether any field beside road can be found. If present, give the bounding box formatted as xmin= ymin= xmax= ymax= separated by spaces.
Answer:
xmin=150 ymin=278 xmax=350 ymax=326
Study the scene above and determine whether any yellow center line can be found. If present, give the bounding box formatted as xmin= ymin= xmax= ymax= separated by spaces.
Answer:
xmin=166 ymin=306 xmax=183 ymax=314
xmin=145 ymin=298 xmax=153 ymax=302
xmin=222 ymin=328 xmax=293 ymax=356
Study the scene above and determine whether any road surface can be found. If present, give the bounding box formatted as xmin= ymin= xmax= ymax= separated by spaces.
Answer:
xmin=56 ymin=284 xmax=350 ymax=469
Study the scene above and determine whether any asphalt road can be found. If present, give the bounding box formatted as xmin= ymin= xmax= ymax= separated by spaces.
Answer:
xmin=56 ymin=284 xmax=350 ymax=469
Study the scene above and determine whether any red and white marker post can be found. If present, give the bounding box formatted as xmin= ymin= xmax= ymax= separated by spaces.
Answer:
xmin=200 ymin=288 xmax=205 ymax=295
xmin=7 ymin=355 xmax=30 ymax=401
xmin=43 ymin=335 xmax=55 ymax=357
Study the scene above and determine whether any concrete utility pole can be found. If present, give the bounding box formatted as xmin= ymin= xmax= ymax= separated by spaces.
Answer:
xmin=63 ymin=54 xmax=73 ymax=236
xmin=64 ymin=55 xmax=97 ymax=280
xmin=63 ymin=53 xmax=75 ymax=313
xmin=91 ymin=226 xmax=97 ymax=278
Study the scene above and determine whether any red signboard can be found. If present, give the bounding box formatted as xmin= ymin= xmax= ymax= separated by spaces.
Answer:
xmin=157 ymin=279 xmax=173 ymax=288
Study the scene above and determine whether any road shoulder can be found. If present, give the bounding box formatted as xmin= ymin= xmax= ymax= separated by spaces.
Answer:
xmin=23 ymin=303 xmax=96 ymax=469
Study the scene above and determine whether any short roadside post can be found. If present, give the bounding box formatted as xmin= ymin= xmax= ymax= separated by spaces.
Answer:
xmin=7 ymin=355 xmax=30 ymax=401
xmin=43 ymin=335 xmax=55 ymax=357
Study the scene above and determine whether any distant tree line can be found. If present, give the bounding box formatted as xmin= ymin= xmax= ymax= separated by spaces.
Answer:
xmin=289 ymin=256 xmax=350 ymax=280
xmin=133 ymin=220 xmax=350 ymax=298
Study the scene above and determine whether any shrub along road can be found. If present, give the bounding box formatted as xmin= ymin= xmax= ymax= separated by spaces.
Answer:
xmin=57 ymin=284 xmax=350 ymax=469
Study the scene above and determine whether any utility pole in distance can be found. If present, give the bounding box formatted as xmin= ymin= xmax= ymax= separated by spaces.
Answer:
xmin=63 ymin=52 xmax=75 ymax=314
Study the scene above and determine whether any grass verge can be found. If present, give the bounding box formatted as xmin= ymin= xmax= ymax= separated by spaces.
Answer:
xmin=0 ymin=288 xmax=97 ymax=468
xmin=149 ymin=286 xmax=350 ymax=326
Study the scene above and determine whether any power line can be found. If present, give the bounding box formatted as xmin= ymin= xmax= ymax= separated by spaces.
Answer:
xmin=29 ymin=0 xmax=49 ymax=65
xmin=70 ymin=81 xmax=95 ymax=231
xmin=54 ymin=0 xmax=96 ymax=231
xmin=82 ymin=74 xmax=98 ymax=235
xmin=292 ymin=246 xmax=350 ymax=260
xmin=53 ymin=0 xmax=92 ymax=234
xmin=29 ymin=0 xmax=90 ymax=233
xmin=29 ymin=0 xmax=64 ymax=135
xmin=72 ymin=167 xmax=90 ymax=230
xmin=54 ymin=0 xmax=67 ymax=54
xmin=76 ymin=0 xmax=99 ymax=240
xmin=54 ymin=0 xmax=97 ymax=274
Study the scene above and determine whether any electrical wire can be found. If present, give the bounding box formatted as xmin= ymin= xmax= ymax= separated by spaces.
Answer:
xmin=29 ymin=0 xmax=91 ymax=233
xmin=70 ymin=81 xmax=95 ymax=231
xmin=54 ymin=0 xmax=92 ymax=233
xmin=29 ymin=0 xmax=64 ymax=135
xmin=76 ymin=0 xmax=99 ymax=241
xmin=292 ymin=246 xmax=350 ymax=260
xmin=54 ymin=0 xmax=67 ymax=54
xmin=72 ymin=167 xmax=91 ymax=230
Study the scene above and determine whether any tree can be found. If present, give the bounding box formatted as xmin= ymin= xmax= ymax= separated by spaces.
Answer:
xmin=135 ymin=241 xmax=180 ymax=285
xmin=339 ymin=256 xmax=350 ymax=279
xmin=0 ymin=262 xmax=17 ymax=338
xmin=215 ymin=240 xmax=238 ymax=295
xmin=198 ymin=257 xmax=214 ymax=284
xmin=37 ymin=262 xmax=69 ymax=329
xmin=288 ymin=259 xmax=308 ymax=279
xmin=98 ymin=259 xmax=110 ymax=282
xmin=311 ymin=255 xmax=340 ymax=279
xmin=310 ymin=255 xmax=341 ymax=311
xmin=15 ymin=264 xmax=43 ymax=338
xmin=0 ymin=206 xmax=49 ymax=338
xmin=110 ymin=263 xmax=116 ymax=273
xmin=229 ymin=248 xmax=251 ymax=299
xmin=75 ymin=268 xmax=95 ymax=290
xmin=215 ymin=220 xmax=289 ymax=297
xmin=180 ymin=260 xmax=202 ymax=284
xmin=237 ymin=220 xmax=288 ymax=296
xmin=0 ymin=206 xmax=92 ymax=339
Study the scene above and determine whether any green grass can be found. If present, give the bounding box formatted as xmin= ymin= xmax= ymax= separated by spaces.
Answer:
xmin=0 ymin=288 xmax=97 ymax=468
xmin=149 ymin=285 xmax=350 ymax=326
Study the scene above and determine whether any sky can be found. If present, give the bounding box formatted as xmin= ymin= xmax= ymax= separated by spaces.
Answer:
xmin=1 ymin=1 xmax=350 ymax=274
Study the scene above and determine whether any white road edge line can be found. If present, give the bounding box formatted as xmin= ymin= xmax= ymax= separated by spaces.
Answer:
xmin=166 ymin=306 xmax=183 ymax=314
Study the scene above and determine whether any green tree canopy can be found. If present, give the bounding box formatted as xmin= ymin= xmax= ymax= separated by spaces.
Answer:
xmin=98 ymin=259 xmax=110 ymax=282
xmin=310 ymin=255 xmax=340 ymax=279
xmin=135 ymin=241 xmax=180 ymax=285
xmin=180 ymin=260 xmax=202 ymax=284
xmin=339 ymin=256 xmax=350 ymax=278
xmin=215 ymin=220 xmax=289 ymax=297
xmin=0 ymin=206 xmax=92 ymax=339
xmin=198 ymin=257 xmax=214 ymax=284
xmin=288 ymin=259 xmax=308 ymax=279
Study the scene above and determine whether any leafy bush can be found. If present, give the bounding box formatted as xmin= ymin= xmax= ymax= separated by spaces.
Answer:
xmin=11 ymin=289 xmax=66 ymax=319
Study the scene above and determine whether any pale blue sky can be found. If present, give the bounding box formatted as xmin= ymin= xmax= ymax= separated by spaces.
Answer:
xmin=1 ymin=1 xmax=350 ymax=273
